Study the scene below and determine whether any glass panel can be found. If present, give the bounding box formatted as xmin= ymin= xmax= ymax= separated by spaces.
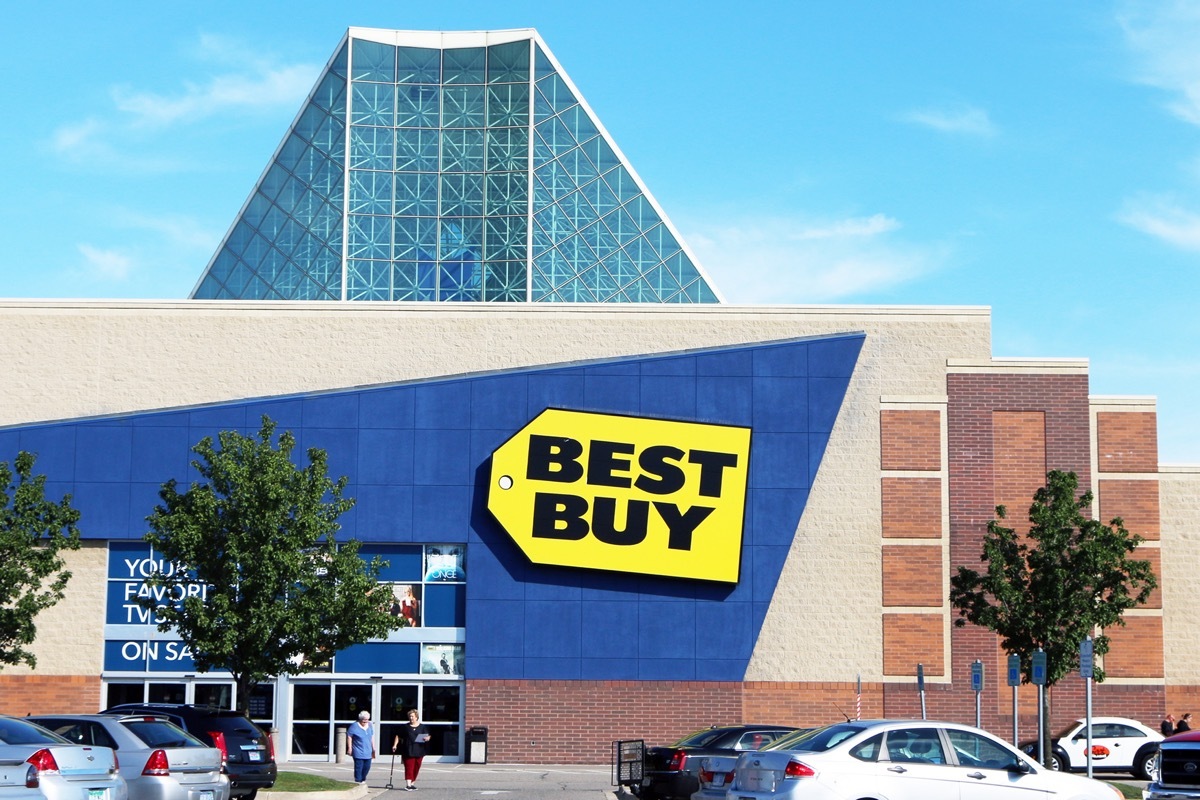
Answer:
xmin=395 ymin=173 xmax=439 ymax=216
xmin=438 ymin=217 xmax=482 ymax=260
xmin=534 ymin=115 xmax=576 ymax=159
xmin=351 ymin=39 xmax=396 ymax=83
xmin=486 ymin=127 xmax=528 ymax=172
xmin=392 ymin=261 xmax=437 ymax=301
xmin=194 ymin=684 xmax=233 ymax=709
xmin=398 ymin=47 xmax=441 ymax=84
xmin=441 ymin=129 xmax=485 ymax=173
xmin=535 ymin=72 xmax=577 ymax=116
xmin=559 ymin=147 xmax=598 ymax=190
xmin=148 ymin=683 xmax=187 ymax=704
xmin=625 ymin=195 xmax=661 ymax=230
xmin=350 ymin=125 xmax=394 ymax=171
xmin=485 ymin=173 xmax=527 ymax=217
xmin=560 ymin=104 xmax=600 ymax=143
xmin=349 ymin=170 xmax=393 ymax=216
xmin=442 ymin=47 xmax=486 ymax=85
xmin=397 ymin=84 xmax=440 ymax=128
xmin=439 ymin=174 xmax=484 ymax=217
xmin=442 ymin=85 xmax=486 ymax=128
xmin=347 ymin=215 xmax=391 ymax=260
xmin=292 ymin=683 xmax=331 ymax=721
xmin=605 ymin=167 xmax=642 ymax=205
xmin=487 ymin=83 xmax=530 ymax=128
xmin=533 ymin=44 xmax=555 ymax=79
xmin=248 ymin=684 xmax=274 ymax=724
xmin=395 ymin=128 xmax=439 ymax=172
xmin=487 ymin=40 xmax=530 ymax=84
xmin=583 ymin=135 xmax=620 ymax=175
xmin=483 ymin=261 xmax=526 ymax=301
xmin=393 ymin=216 xmax=438 ymax=260
xmin=351 ymin=82 xmax=395 ymax=127
xmin=347 ymin=259 xmax=391 ymax=300
xmin=312 ymin=71 xmax=347 ymax=116
xmin=334 ymin=685 xmax=374 ymax=721
xmin=106 ymin=683 xmax=145 ymax=707
xmin=438 ymin=260 xmax=482 ymax=301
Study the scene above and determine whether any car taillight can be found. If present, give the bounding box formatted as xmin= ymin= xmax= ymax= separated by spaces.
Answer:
xmin=143 ymin=749 xmax=171 ymax=776
xmin=25 ymin=749 xmax=59 ymax=774
xmin=208 ymin=731 xmax=228 ymax=768
xmin=24 ymin=764 xmax=39 ymax=789
xmin=263 ymin=731 xmax=275 ymax=762
xmin=112 ymin=751 xmax=120 ymax=774
xmin=668 ymin=750 xmax=688 ymax=771
xmin=783 ymin=760 xmax=815 ymax=778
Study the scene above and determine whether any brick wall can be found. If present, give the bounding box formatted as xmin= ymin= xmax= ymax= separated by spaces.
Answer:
xmin=465 ymin=679 xmax=889 ymax=763
xmin=0 ymin=675 xmax=100 ymax=715
xmin=881 ymin=411 xmax=941 ymax=470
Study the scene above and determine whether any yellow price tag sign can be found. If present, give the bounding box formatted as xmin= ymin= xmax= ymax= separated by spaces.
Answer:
xmin=487 ymin=408 xmax=751 ymax=583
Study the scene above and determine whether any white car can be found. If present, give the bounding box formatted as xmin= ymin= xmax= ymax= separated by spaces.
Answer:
xmin=729 ymin=719 xmax=1123 ymax=800
xmin=1021 ymin=716 xmax=1163 ymax=780
xmin=0 ymin=716 xmax=127 ymax=800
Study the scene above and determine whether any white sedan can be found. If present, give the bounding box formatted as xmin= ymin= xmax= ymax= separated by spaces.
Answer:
xmin=729 ymin=719 xmax=1123 ymax=800
xmin=1024 ymin=716 xmax=1163 ymax=780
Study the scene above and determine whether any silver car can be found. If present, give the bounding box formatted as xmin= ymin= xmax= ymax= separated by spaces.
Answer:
xmin=730 ymin=719 xmax=1124 ymax=800
xmin=25 ymin=717 xmax=226 ymax=800
xmin=0 ymin=716 xmax=126 ymax=800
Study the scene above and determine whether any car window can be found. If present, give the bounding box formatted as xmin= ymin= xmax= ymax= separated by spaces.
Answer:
xmin=849 ymin=734 xmax=883 ymax=762
xmin=767 ymin=724 xmax=868 ymax=753
xmin=0 ymin=718 xmax=68 ymax=745
xmin=945 ymin=729 xmax=1024 ymax=770
xmin=1113 ymin=724 xmax=1142 ymax=738
xmin=123 ymin=720 xmax=205 ymax=748
xmin=885 ymin=728 xmax=946 ymax=764
xmin=674 ymin=728 xmax=728 ymax=748
xmin=35 ymin=721 xmax=89 ymax=744
xmin=735 ymin=732 xmax=772 ymax=750
xmin=86 ymin=723 xmax=119 ymax=750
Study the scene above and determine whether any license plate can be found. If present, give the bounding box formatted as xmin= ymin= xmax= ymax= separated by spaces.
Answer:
xmin=200 ymin=791 xmax=214 ymax=800
xmin=88 ymin=790 xmax=107 ymax=800
xmin=248 ymin=752 xmax=261 ymax=762
xmin=712 ymin=775 xmax=725 ymax=787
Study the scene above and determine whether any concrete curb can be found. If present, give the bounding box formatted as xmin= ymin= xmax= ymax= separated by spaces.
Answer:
xmin=260 ymin=785 xmax=366 ymax=800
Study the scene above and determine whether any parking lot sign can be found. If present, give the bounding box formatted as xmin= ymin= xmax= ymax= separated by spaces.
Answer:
xmin=1032 ymin=650 xmax=1047 ymax=685
xmin=1007 ymin=654 xmax=1021 ymax=687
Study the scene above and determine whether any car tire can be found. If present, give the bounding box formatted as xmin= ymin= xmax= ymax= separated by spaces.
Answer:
xmin=1047 ymin=753 xmax=1064 ymax=772
xmin=1136 ymin=750 xmax=1159 ymax=782
xmin=239 ymin=791 xmax=258 ymax=800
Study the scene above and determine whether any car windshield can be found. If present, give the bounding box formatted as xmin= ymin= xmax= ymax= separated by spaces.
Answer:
xmin=123 ymin=719 xmax=205 ymax=748
xmin=674 ymin=728 xmax=732 ymax=747
xmin=766 ymin=724 xmax=868 ymax=753
xmin=1053 ymin=722 xmax=1083 ymax=739
xmin=0 ymin=718 xmax=69 ymax=745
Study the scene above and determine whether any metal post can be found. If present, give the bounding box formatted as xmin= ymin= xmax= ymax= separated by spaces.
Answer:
xmin=917 ymin=664 xmax=926 ymax=720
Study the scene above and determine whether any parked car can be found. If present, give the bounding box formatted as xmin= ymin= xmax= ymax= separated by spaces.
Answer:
xmin=689 ymin=755 xmax=738 ymax=800
xmin=99 ymin=707 xmax=273 ymax=800
xmin=637 ymin=724 xmax=798 ymax=800
xmin=730 ymin=719 xmax=1123 ymax=800
xmin=0 ymin=715 xmax=127 ymax=800
xmin=1145 ymin=728 xmax=1200 ymax=799
xmin=27 ymin=715 xmax=228 ymax=800
xmin=1019 ymin=716 xmax=1162 ymax=780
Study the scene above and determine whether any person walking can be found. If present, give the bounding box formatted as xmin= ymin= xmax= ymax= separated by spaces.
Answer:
xmin=1163 ymin=714 xmax=1177 ymax=736
xmin=1177 ymin=713 xmax=1194 ymax=734
xmin=392 ymin=709 xmax=431 ymax=791
xmin=346 ymin=710 xmax=375 ymax=784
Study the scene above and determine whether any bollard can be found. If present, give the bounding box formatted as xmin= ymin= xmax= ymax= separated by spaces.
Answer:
xmin=335 ymin=726 xmax=347 ymax=764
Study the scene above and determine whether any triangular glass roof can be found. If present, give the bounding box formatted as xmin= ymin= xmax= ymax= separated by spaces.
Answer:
xmin=191 ymin=28 xmax=722 ymax=303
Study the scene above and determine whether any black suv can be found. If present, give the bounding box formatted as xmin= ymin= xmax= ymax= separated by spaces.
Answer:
xmin=102 ymin=704 xmax=277 ymax=799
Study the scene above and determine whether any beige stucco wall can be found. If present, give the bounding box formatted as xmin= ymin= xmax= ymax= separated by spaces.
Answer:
xmin=0 ymin=300 xmax=994 ymax=681
xmin=1161 ymin=465 xmax=1200 ymax=683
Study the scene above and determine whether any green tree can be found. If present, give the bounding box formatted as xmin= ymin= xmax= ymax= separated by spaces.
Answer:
xmin=141 ymin=416 xmax=399 ymax=711
xmin=0 ymin=451 xmax=81 ymax=669
xmin=949 ymin=469 xmax=1157 ymax=763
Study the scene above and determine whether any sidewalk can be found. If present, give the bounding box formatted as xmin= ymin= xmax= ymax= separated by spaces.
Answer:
xmin=265 ymin=761 xmax=623 ymax=800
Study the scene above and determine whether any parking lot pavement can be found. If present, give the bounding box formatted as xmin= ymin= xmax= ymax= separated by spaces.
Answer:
xmin=278 ymin=762 xmax=620 ymax=800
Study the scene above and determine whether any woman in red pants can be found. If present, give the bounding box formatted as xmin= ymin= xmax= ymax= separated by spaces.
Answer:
xmin=392 ymin=709 xmax=431 ymax=791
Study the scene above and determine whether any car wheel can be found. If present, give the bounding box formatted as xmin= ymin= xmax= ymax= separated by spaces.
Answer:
xmin=1136 ymin=750 xmax=1159 ymax=782
xmin=1047 ymin=753 xmax=1064 ymax=771
xmin=240 ymin=791 xmax=258 ymax=800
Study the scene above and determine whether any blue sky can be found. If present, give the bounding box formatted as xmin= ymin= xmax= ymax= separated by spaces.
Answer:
xmin=3 ymin=1 xmax=1198 ymax=461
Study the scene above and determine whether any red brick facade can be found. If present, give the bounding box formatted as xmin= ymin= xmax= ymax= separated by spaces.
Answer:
xmin=0 ymin=675 xmax=100 ymax=715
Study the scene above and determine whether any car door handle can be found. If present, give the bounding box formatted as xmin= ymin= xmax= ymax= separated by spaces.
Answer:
xmin=888 ymin=766 xmax=907 ymax=773
xmin=967 ymin=772 xmax=987 ymax=780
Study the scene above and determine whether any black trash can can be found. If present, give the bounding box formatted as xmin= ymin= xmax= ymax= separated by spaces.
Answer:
xmin=467 ymin=726 xmax=489 ymax=764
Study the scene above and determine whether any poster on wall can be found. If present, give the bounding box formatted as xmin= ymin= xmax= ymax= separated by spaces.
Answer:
xmin=383 ymin=583 xmax=423 ymax=627
xmin=423 ymin=547 xmax=465 ymax=581
xmin=420 ymin=644 xmax=463 ymax=675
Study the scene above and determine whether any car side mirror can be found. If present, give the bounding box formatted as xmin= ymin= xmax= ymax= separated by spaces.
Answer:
xmin=1006 ymin=759 xmax=1033 ymax=774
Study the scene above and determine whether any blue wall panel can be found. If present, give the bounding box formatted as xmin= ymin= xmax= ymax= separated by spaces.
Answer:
xmin=0 ymin=333 xmax=863 ymax=682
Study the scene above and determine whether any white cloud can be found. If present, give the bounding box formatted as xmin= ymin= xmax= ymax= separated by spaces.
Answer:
xmin=77 ymin=244 xmax=135 ymax=281
xmin=48 ymin=33 xmax=319 ymax=168
xmin=1117 ymin=194 xmax=1200 ymax=250
xmin=1118 ymin=1 xmax=1200 ymax=126
xmin=898 ymin=106 xmax=997 ymax=137
xmin=681 ymin=213 xmax=946 ymax=303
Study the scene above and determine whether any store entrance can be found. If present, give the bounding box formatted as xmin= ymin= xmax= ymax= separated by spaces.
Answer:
xmin=289 ymin=680 xmax=463 ymax=763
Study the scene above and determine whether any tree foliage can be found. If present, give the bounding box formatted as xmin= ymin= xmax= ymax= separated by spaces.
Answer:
xmin=0 ymin=451 xmax=81 ymax=669
xmin=141 ymin=417 xmax=399 ymax=709
xmin=949 ymin=470 xmax=1157 ymax=686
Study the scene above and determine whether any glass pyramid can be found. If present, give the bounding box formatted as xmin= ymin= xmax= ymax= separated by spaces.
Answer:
xmin=191 ymin=28 xmax=722 ymax=303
